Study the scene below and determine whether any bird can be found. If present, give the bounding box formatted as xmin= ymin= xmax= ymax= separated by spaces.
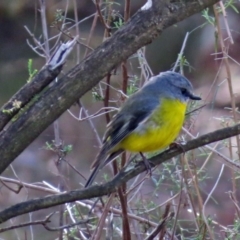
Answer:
xmin=85 ymin=71 xmax=201 ymax=187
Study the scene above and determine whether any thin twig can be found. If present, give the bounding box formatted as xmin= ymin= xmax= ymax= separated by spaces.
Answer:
xmin=92 ymin=193 xmax=114 ymax=239
xmin=219 ymin=1 xmax=234 ymax=44
xmin=95 ymin=0 xmax=110 ymax=30
xmin=0 ymin=213 xmax=53 ymax=233
xmin=38 ymin=0 xmax=50 ymax=59
xmin=202 ymin=164 xmax=225 ymax=239
xmin=83 ymin=7 xmax=98 ymax=58
xmin=172 ymin=32 xmax=189 ymax=72
xmin=0 ymin=178 xmax=22 ymax=194
xmin=24 ymin=25 xmax=47 ymax=56
xmin=67 ymin=107 xmax=116 ymax=122
xmin=146 ymin=203 xmax=173 ymax=240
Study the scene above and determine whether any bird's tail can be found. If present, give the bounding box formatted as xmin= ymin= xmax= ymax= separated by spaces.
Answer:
xmin=85 ymin=149 xmax=123 ymax=188
xmin=84 ymin=162 xmax=102 ymax=188
xmin=90 ymin=149 xmax=107 ymax=170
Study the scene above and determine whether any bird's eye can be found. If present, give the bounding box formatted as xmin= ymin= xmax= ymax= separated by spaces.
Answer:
xmin=181 ymin=88 xmax=188 ymax=96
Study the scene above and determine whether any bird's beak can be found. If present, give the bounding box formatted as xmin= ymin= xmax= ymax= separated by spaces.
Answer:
xmin=188 ymin=91 xmax=201 ymax=100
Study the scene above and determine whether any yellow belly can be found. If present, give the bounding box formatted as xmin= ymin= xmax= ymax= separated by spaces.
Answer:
xmin=119 ymin=98 xmax=187 ymax=152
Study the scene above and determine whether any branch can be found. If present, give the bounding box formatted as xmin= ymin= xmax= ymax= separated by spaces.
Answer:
xmin=0 ymin=0 xmax=220 ymax=174
xmin=0 ymin=65 xmax=62 ymax=131
xmin=0 ymin=212 xmax=89 ymax=233
xmin=0 ymin=213 xmax=52 ymax=233
xmin=0 ymin=122 xmax=239 ymax=224
xmin=0 ymin=37 xmax=77 ymax=131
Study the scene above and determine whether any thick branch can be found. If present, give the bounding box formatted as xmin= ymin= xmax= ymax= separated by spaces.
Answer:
xmin=0 ymin=66 xmax=62 ymax=131
xmin=0 ymin=0 xmax=219 ymax=172
xmin=0 ymin=122 xmax=239 ymax=224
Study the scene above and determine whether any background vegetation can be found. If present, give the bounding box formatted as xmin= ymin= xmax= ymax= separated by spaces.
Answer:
xmin=0 ymin=0 xmax=240 ymax=239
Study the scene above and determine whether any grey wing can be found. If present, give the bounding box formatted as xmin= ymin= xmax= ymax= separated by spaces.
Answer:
xmin=87 ymin=101 xmax=155 ymax=187
xmin=86 ymin=95 xmax=159 ymax=187
xmin=90 ymin=112 xmax=141 ymax=170
xmin=96 ymin=95 xmax=159 ymax=163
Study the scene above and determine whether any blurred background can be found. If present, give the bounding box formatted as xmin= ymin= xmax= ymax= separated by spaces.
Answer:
xmin=1 ymin=0 xmax=240 ymax=239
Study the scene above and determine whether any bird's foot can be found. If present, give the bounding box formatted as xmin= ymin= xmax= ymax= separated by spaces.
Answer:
xmin=140 ymin=152 xmax=152 ymax=176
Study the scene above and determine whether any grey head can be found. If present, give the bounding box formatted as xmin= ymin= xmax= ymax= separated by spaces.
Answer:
xmin=142 ymin=71 xmax=201 ymax=102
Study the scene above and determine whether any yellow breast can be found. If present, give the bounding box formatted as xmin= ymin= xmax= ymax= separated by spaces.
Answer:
xmin=119 ymin=98 xmax=187 ymax=152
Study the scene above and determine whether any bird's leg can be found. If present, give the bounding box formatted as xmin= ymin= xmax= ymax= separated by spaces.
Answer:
xmin=140 ymin=152 xmax=152 ymax=175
